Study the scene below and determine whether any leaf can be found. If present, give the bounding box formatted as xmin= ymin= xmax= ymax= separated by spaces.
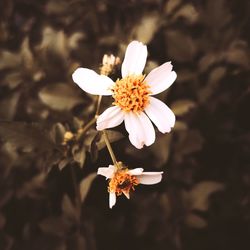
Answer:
xmin=73 ymin=234 xmax=87 ymax=250
xmin=20 ymin=37 xmax=34 ymax=70
xmin=208 ymin=66 xmax=227 ymax=84
xmin=144 ymin=60 xmax=159 ymax=75
xmin=37 ymin=26 xmax=69 ymax=59
xmin=198 ymin=66 xmax=226 ymax=103
xmin=45 ymin=0 xmax=71 ymax=15
xmin=0 ymin=50 xmax=21 ymax=70
xmin=2 ymin=71 xmax=22 ymax=89
xmin=198 ymin=53 xmax=218 ymax=72
xmin=175 ymin=69 xmax=196 ymax=83
xmin=0 ymin=37 xmax=34 ymax=71
xmin=173 ymin=4 xmax=199 ymax=24
xmin=58 ymin=158 xmax=70 ymax=171
xmin=39 ymin=216 xmax=71 ymax=237
xmin=185 ymin=213 xmax=207 ymax=228
xmin=165 ymin=30 xmax=197 ymax=62
xmin=0 ymin=92 xmax=20 ymax=120
xmin=0 ymin=213 xmax=6 ymax=229
xmin=16 ymin=173 xmax=46 ymax=199
xmin=0 ymin=121 xmax=56 ymax=152
xmin=204 ymin=0 xmax=232 ymax=29
xmin=50 ymin=123 xmax=66 ymax=145
xmin=39 ymin=83 xmax=84 ymax=111
xmin=184 ymin=181 xmax=225 ymax=211
xmin=132 ymin=13 xmax=161 ymax=44
xmin=79 ymin=173 xmax=97 ymax=203
xmin=72 ymin=145 xmax=86 ymax=168
xmin=174 ymin=121 xmax=188 ymax=131
xmin=164 ymin=0 xmax=181 ymax=14
xmin=72 ymin=117 xmax=84 ymax=131
xmin=68 ymin=32 xmax=86 ymax=50
xmin=150 ymin=133 xmax=173 ymax=168
xmin=159 ymin=193 xmax=172 ymax=219
xmin=0 ymin=190 xmax=13 ymax=208
xmin=174 ymin=130 xmax=204 ymax=163
xmin=0 ymin=122 xmax=61 ymax=171
xmin=84 ymin=129 xmax=98 ymax=150
xmin=223 ymin=41 xmax=249 ymax=68
xmin=90 ymin=132 xmax=101 ymax=162
xmin=171 ymin=99 xmax=196 ymax=116
xmin=62 ymin=195 xmax=78 ymax=222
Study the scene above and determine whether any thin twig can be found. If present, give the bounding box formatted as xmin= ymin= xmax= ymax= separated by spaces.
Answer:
xmin=102 ymin=130 xmax=118 ymax=165
xmin=95 ymin=95 xmax=102 ymax=117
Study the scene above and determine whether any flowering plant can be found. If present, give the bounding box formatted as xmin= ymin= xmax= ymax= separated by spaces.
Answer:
xmin=71 ymin=40 xmax=176 ymax=208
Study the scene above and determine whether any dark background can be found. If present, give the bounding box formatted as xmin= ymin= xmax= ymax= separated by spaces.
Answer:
xmin=0 ymin=0 xmax=249 ymax=250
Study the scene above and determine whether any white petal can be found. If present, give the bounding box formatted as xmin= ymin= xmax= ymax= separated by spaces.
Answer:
xmin=72 ymin=68 xmax=114 ymax=96
xmin=141 ymin=171 xmax=163 ymax=175
xmin=145 ymin=62 xmax=177 ymax=95
xmin=96 ymin=106 xmax=124 ymax=130
xmin=97 ymin=165 xmax=116 ymax=179
xmin=109 ymin=192 xmax=116 ymax=209
xmin=137 ymin=172 xmax=163 ymax=185
xmin=121 ymin=41 xmax=147 ymax=77
xmin=124 ymin=112 xmax=155 ymax=149
xmin=145 ymin=97 xmax=175 ymax=133
xmin=122 ymin=191 xmax=130 ymax=199
xmin=128 ymin=168 xmax=144 ymax=175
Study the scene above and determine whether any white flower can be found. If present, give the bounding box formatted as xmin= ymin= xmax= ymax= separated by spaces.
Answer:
xmin=97 ymin=164 xmax=163 ymax=209
xmin=72 ymin=41 xmax=177 ymax=149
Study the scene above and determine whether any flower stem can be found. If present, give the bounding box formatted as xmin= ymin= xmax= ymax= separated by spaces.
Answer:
xmin=102 ymin=130 xmax=117 ymax=165
xmin=95 ymin=95 xmax=102 ymax=118
xmin=95 ymin=95 xmax=118 ymax=167
xmin=76 ymin=117 xmax=96 ymax=140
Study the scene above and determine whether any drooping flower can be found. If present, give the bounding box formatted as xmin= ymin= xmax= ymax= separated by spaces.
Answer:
xmin=97 ymin=163 xmax=163 ymax=208
xmin=72 ymin=41 xmax=177 ymax=149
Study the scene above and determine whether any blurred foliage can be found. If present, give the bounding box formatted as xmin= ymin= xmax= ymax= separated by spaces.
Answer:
xmin=0 ymin=0 xmax=250 ymax=250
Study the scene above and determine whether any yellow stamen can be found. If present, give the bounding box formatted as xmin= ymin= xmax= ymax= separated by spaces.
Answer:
xmin=108 ymin=169 xmax=139 ymax=196
xmin=112 ymin=74 xmax=151 ymax=113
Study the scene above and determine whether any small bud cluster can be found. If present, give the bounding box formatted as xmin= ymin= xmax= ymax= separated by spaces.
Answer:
xmin=100 ymin=54 xmax=120 ymax=76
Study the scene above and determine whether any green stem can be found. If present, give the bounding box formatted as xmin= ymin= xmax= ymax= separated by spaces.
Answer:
xmin=102 ymin=130 xmax=118 ymax=166
xmin=76 ymin=117 xmax=96 ymax=140
xmin=95 ymin=95 xmax=118 ymax=166
xmin=95 ymin=95 xmax=102 ymax=117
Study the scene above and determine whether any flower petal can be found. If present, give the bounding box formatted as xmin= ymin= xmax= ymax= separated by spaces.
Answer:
xmin=124 ymin=112 xmax=155 ymax=149
xmin=96 ymin=106 xmax=124 ymax=130
xmin=122 ymin=191 xmax=130 ymax=199
xmin=128 ymin=168 xmax=144 ymax=175
xmin=97 ymin=165 xmax=116 ymax=179
xmin=145 ymin=62 xmax=177 ymax=95
xmin=138 ymin=172 xmax=163 ymax=185
xmin=145 ymin=97 xmax=175 ymax=133
xmin=109 ymin=192 xmax=116 ymax=209
xmin=72 ymin=68 xmax=114 ymax=96
xmin=121 ymin=41 xmax=148 ymax=77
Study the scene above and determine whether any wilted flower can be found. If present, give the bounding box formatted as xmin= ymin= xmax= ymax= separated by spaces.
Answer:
xmin=72 ymin=41 xmax=177 ymax=149
xmin=97 ymin=163 xmax=163 ymax=208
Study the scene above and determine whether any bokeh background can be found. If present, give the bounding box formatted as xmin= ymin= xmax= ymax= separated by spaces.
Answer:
xmin=0 ymin=0 xmax=249 ymax=250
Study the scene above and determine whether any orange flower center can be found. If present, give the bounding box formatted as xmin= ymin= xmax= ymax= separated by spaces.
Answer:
xmin=112 ymin=75 xmax=151 ymax=113
xmin=108 ymin=169 xmax=139 ymax=196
